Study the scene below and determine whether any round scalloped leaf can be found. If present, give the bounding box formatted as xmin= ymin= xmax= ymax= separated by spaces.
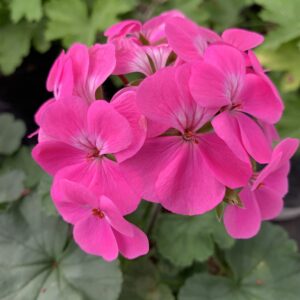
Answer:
xmin=0 ymin=113 xmax=25 ymax=155
xmin=179 ymin=223 xmax=300 ymax=300
xmin=0 ymin=169 xmax=25 ymax=203
xmin=119 ymin=258 xmax=174 ymax=300
xmin=154 ymin=212 xmax=234 ymax=268
xmin=0 ymin=192 xmax=122 ymax=300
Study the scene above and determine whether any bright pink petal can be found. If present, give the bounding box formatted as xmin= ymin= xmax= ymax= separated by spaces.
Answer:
xmin=112 ymin=91 xmax=147 ymax=162
xmin=99 ymin=195 xmax=134 ymax=237
xmin=235 ymin=113 xmax=272 ymax=163
xmin=155 ymin=141 xmax=225 ymax=215
xmin=199 ymin=132 xmax=251 ymax=188
xmin=259 ymin=121 xmax=280 ymax=144
xmin=248 ymin=50 xmax=283 ymax=105
xmin=46 ymin=51 xmax=74 ymax=99
xmin=84 ymin=43 xmax=116 ymax=103
xmin=190 ymin=61 xmax=231 ymax=108
xmin=51 ymin=179 xmax=96 ymax=224
xmin=120 ymin=136 xmax=184 ymax=203
xmin=104 ymin=20 xmax=142 ymax=41
xmin=113 ymin=42 xmax=171 ymax=76
xmin=175 ymin=63 xmax=217 ymax=129
xmin=224 ymin=187 xmax=261 ymax=239
xmin=253 ymin=138 xmax=299 ymax=190
xmin=212 ymin=111 xmax=249 ymax=163
xmin=254 ymin=186 xmax=283 ymax=220
xmin=137 ymin=65 xmax=211 ymax=133
xmin=166 ymin=17 xmax=220 ymax=62
xmin=67 ymin=43 xmax=89 ymax=95
xmin=55 ymin=159 xmax=141 ymax=215
xmin=32 ymin=141 xmax=85 ymax=175
xmin=239 ymin=73 xmax=283 ymax=123
xmin=111 ymin=38 xmax=141 ymax=75
xmin=143 ymin=10 xmax=185 ymax=44
xmin=272 ymin=138 xmax=299 ymax=163
xmin=39 ymin=96 xmax=88 ymax=143
xmin=222 ymin=28 xmax=264 ymax=51
xmin=34 ymin=99 xmax=56 ymax=126
xmin=113 ymin=225 xmax=149 ymax=259
xmin=204 ymin=44 xmax=246 ymax=103
xmin=73 ymin=216 xmax=119 ymax=261
xmin=263 ymin=163 xmax=290 ymax=196
xmin=87 ymin=100 xmax=132 ymax=155
xmin=47 ymin=50 xmax=64 ymax=92
xmin=144 ymin=45 xmax=173 ymax=74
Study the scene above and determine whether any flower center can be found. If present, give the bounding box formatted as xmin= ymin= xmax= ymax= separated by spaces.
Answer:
xmin=231 ymin=102 xmax=242 ymax=110
xmin=86 ymin=148 xmax=101 ymax=160
xmin=183 ymin=129 xmax=198 ymax=143
xmin=92 ymin=208 xmax=105 ymax=219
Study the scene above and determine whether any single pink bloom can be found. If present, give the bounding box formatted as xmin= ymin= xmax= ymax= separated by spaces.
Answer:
xmin=224 ymin=138 xmax=299 ymax=239
xmin=190 ymin=45 xmax=283 ymax=163
xmin=52 ymin=179 xmax=149 ymax=261
xmin=112 ymin=38 xmax=173 ymax=76
xmin=105 ymin=10 xmax=184 ymax=44
xmin=165 ymin=17 xmax=263 ymax=62
xmin=47 ymin=43 xmax=116 ymax=104
xmin=32 ymin=96 xmax=144 ymax=214
xmin=105 ymin=10 xmax=183 ymax=76
xmin=141 ymin=10 xmax=185 ymax=44
xmin=121 ymin=65 xmax=251 ymax=215
xmin=104 ymin=20 xmax=142 ymax=42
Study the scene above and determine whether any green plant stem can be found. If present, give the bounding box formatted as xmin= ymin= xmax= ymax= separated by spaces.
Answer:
xmin=146 ymin=203 xmax=161 ymax=235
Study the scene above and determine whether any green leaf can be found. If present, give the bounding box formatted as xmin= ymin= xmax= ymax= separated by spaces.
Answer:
xmin=0 ymin=22 xmax=33 ymax=74
xmin=92 ymin=0 xmax=137 ymax=31
xmin=9 ymin=0 xmax=42 ymax=23
xmin=0 ymin=170 xmax=25 ymax=203
xmin=255 ymin=0 xmax=300 ymax=49
xmin=32 ymin=20 xmax=51 ymax=53
xmin=2 ymin=146 xmax=43 ymax=188
xmin=0 ymin=192 xmax=122 ymax=300
xmin=257 ymin=40 xmax=300 ymax=91
xmin=202 ymin=0 xmax=253 ymax=32
xmin=0 ymin=113 xmax=25 ymax=155
xmin=277 ymin=92 xmax=300 ymax=139
xmin=154 ymin=212 xmax=234 ymax=268
xmin=45 ymin=0 xmax=136 ymax=47
xmin=179 ymin=223 xmax=300 ymax=300
xmin=119 ymin=258 xmax=174 ymax=300
xmin=37 ymin=173 xmax=58 ymax=216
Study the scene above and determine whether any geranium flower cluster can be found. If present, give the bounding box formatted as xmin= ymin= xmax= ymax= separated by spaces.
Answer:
xmin=32 ymin=10 xmax=299 ymax=261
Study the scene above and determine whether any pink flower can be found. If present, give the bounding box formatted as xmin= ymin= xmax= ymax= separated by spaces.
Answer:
xmin=189 ymin=44 xmax=283 ymax=163
xmin=111 ymin=40 xmax=173 ymax=76
xmin=165 ymin=17 xmax=263 ymax=62
xmin=32 ymin=95 xmax=145 ymax=214
xmin=105 ymin=10 xmax=183 ymax=76
xmin=47 ymin=43 xmax=116 ymax=104
xmin=224 ymin=138 xmax=299 ymax=239
xmin=52 ymin=179 xmax=149 ymax=261
xmin=105 ymin=10 xmax=184 ymax=44
xmin=121 ymin=65 xmax=251 ymax=215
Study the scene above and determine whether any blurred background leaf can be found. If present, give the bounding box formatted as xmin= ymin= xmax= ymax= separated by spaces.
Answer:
xmin=179 ymin=223 xmax=300 ymax=300
xmin=0 ymin=113 xmax=25 ymax=155
xmin=9 ymin=0 xmax=43 ymax=23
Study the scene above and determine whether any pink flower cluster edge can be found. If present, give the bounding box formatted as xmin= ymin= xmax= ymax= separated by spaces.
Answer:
xmin=32 ymin=10 xmax=299 ymax=261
